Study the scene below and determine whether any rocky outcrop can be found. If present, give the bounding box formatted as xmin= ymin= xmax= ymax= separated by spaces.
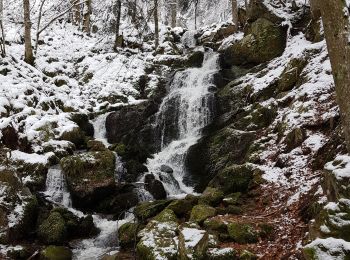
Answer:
xmin=221 ymin=18 xmax=288 ymax=67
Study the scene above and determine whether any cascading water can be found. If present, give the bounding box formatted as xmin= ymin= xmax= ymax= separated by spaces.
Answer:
xmin=145 ymin=50 xmax=219 ymax=197
xmin=44 ymin=166 xmax=72 ymax=207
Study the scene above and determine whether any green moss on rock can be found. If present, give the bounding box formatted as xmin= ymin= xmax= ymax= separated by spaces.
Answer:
xmin=199 ymin=187 xmax=224 ymax=207
xmin=118 ymin=222 xmax=140 ymax=247
xmin=190 ymin=204 xmax=216 ymax=224
xmin=166 ymin=195 xmax=198 ymax=217
xmin=134 ymin=200 xmax=172 ymax=221
xmin=153 ymin=209 xmax=178 ymax=223
xmin=40 ymin=246 xmax=72 ymax=260
xmin=227 ymin=223 xmax=259 ymax=244
xmin=38 ymin=211 xmax=67 ymax=244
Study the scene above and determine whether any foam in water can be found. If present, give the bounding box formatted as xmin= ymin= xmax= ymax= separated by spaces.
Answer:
xmin=145 ymin=50 xmax=219 ymax=196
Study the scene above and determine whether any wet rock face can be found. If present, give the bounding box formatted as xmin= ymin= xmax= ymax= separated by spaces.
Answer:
xmin=221 ymin=18 xmax=287 ymax=67
xmin=144 ymin=174 xmax=167 ymax=200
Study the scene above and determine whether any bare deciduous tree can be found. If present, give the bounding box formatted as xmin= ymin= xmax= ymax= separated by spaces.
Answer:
xmin=23 ymin=0 xmax=35 ymax=65
xmin=170 ymin=1 xmax=177 ymax=28
xmin=82 ymin=0 xmax=92 ymax=35
xmin=71 ymin=0 xmax=81 ymax=26
xmin=319 ymin=0 xmax=350 ymax=151
xmin=0 ymin=0 xmax=5 ymax=57
xmin=154 ymin=0 xmax=159 ymax=49
xmin=232 ymin=0 xmax=238 ymax=31
xmin=114 ymin=0 xmax=122 ymax=50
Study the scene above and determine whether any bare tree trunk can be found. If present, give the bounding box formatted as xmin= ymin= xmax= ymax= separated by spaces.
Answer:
xmin=232 ymin=0 xmax=238 ymax=31
xmin=245 ymin=0 xmax=248 ymax=9
xmin=170 ymin=2 xmax=177 ymax=28
xmin=23 ymin=0 xmax=34 ymax=65
xmin=71 ymin=0 xmax=80 ymax=26
xmin=82 ymin=0 xmax=91 ymax=35
xmin=131 ymin=0 xmax=137 ymax=23
xmin=154 ymin=0 xmax=159 ymax=49
xmin=194 ymin=0 xmax=199 ymax=30
xmin=319 ymin=0 xmax=350 ymax=151
xmin=114 ymin=0 xmax=122 ymax=50
xmin=35 ymin=0 xmax=46 ymax=53
xmin=0 ymin=0 xmax=6 ymax=57
xmin=310 ymin=0 xmax=321 ymax=19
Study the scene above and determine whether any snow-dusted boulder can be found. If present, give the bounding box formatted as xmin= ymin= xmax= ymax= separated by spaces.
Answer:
xmin=178 ymin=227 xmax=209 ymax=260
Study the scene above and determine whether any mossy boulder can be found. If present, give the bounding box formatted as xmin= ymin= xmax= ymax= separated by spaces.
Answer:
xmin=134 ymin=200 xmax=172 ymax=222
xmin=277 ymin=57 xmax=308 ymax=93
xmin=70 ymin=113 xmax=94 ymax=138
xmin=199 ymin=187 xmax=224 ymax=206
xmin=118 ymin=222 xmax=141 ymax=248
xmin=285 ymin=127 xmax=306 ymax=152
xmin=153 ymin=209 xmax=178 ymax=223
xmin=38 ymin=211 xmax=67 ymax=244
xmin=221 ymin=18 xmax=287 ymax=67
xmin=204 ymin=218 xmax=228 ymax=232
xmin=60 ymin=127 xmax=86 ymax=149
xmin=208 ymin=164 xmax=263 ymax=195
xmin=87 ymin=140 xmax=107 ymax=151
xmin=207 ymin=248 xmax=237 ymax=260
xmin=190 ymin=204 xmax=217 ymax=224
xmin=223 ymin=193 xmax=242 ymax=206
xmin=227 ymin=223 xmax=259 ymax=244
xmin=178 ymin=227 xmax=209 ymax=259
xmin=166 ymin=195 xmax=198 ymax=217
xmin=40 ymin=246 xmax=72 ymax=260
xmin=136 ymin=220 xmax=178 ymax=260
xmin=304 ymin=238 xmax=350 ymax=260
xmin=60 ymin=151 xmax=116 ymax=210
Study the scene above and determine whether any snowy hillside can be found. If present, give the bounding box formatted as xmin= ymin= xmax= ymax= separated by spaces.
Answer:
xmin=0 ymin=0 xmax=349 ymax=259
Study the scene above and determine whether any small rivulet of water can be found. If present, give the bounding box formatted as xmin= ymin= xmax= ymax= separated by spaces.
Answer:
xmin=145 ymin=50 xmax=219 ymax=197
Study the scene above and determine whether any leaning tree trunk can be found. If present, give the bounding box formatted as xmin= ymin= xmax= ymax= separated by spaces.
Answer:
xmin=23 ymin=0 xmax=34 ymax=65
xmin=232 ymin=0 xmax=238 ymax=31
xmin=319 ymin=0 xmax=350 ymax=152
xmin=154 ymin=0 xmax=159 ymax=49
xmin=82 ymin=0 xmax=91 ymax=35
xmin=0 ymin=0 xmax=5 ymax=57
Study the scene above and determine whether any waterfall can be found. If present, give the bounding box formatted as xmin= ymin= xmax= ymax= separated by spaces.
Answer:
xmin=92 ymin=113 xmax=110 ymax=147
xmin=44 ymin=166 xmax=72 ymax=207
xmin=145 ymin=50 xmax=219 ymax=196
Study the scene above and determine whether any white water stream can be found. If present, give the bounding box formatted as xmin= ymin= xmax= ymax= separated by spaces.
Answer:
xmin=145 ymin=51 xmax=219 ymax=197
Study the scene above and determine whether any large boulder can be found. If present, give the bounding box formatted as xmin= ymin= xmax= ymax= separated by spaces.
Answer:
xmin=136 ymin=220 xmax=178 ymax=260
xmin=166 ymin=195 xmax=199 ymax=217
xmin=221 ymin=18 xmax=287 ymax=67
xmin=60 ymin=151 xmax=116 ymax=209
xmin=178 ymin=227 xmax=209 ymax=259
xmin=118 ymin=222 xmax=142 ymax=248
xmin=208 ymin=164 xmax=262 ymax=195
xmin=144 ymin=174 xmax=167 ymax=200
xmin=227 ymin=222 xmax=259 ymax=244
xmin=38 ymin=211 xmax=67 ymax=244
xmin=190 ymin=204 xmax=216 ymax=224
xmin=134 ymin=200 xmax=172 ymax=222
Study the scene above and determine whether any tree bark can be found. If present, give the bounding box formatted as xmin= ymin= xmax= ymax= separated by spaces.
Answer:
xmin=82 ymin=0 xmax=91 ymax=34
xmin=319 ymin=0 xmax=350 ymax=151
xmin=0 ymin=0 xmax=5 ymax=57
xmin=232 ymin=0 xmax=238 ymax=31
xmin=310 ymin=0 xmax=321 ymax=19
xmin=194 ymin=0 xmax=199 ymax=30
xmin=154 ymin=0 xmax=159 ymax=49
xmin=131 ymin=0 xmax=137 ymax=23
xmin=71 ymin=0 xmax=81 ymax=26
xmin=23 ymin=0 xmax=34 ymax=65
xmin=114 ymin=0 xmax=122 ymax=50
xmin=170 ymin=2 xmax=177 ymax=28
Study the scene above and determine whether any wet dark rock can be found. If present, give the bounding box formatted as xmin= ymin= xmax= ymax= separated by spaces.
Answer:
xmin=134 ymin=200 xmax=172 ymax=222
xmin=1 ymin=125 xmax=19 ymax=150
xmin=144 ymin=174 xmax=167 ymax=200
xmin=70 ymin=113 xmax=94 ymax=138
xmin=160 ymin=164 xmax=174 ymax=173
